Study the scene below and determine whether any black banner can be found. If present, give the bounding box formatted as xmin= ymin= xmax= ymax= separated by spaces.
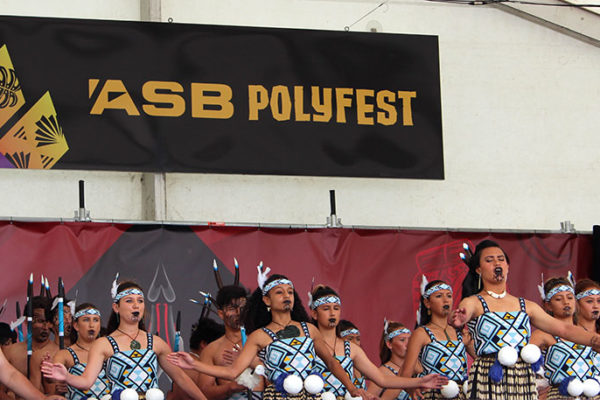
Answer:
xmin=0 ymin=16 xmax=443 ymax=178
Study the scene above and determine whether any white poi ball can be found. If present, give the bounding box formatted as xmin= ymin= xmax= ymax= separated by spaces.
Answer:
xmin=254 ymin=365 xmax=266 ymax=377
xmin=101 ymin=395 xmax=112 ymax=400
xmin=321 ymin=391 xmax=337 ymax=400
xmin=567 ymin=378 xmax=584 ymax=397
xmin=120 ymin=388 xmax=139 ymax=400
xmin=520 ymin=344 xmax=541 ymax=364
xmin=583 ymin=379 xmax=600 ymax=397
xmin=440 ymin=381 xmax=459 ymax=399
xmin=283 ymin=374 xmax=304 ymax=394
xmin=304 ymin=375 xmax=324 ymax=394
xmin=462 ymin=381 xmax=469 ymax=396
xmin=498 ymin=346 xmax=518 ymax=367
xmin=145 ymin=388 xmax=165 ymax=400
xmin=343 ymin=391 xmax=362 ymax=400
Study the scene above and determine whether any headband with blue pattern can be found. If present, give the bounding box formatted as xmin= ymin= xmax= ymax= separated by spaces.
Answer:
xmin=545 ymin=285 xmax=574 ymax=302
xmin=385 ymin=328 xmax=411 ymax=341
xmin=114 ymin=288 xmax=144 ymax=303
xmin=340 ymin=328 xmax=360 ymax=338
xmin=423 ymin=283 xmax=452 ymax=299
xmin=576 ymin=288 xmax=600 ymax=300
xmin=310 ymin=295 xmax=341 ymax=310
xmin=74 ymin=308 xmax=101 ymax=319
xmin=262 ymin=279 xmax=294 ymax=295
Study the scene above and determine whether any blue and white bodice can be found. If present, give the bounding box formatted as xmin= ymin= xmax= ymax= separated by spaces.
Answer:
xmin=66 ymin=347 xmax=110 ymax=400
xmin=105 ymin=332 xmax=159 ymax=393
xmin=544 ymin=336 xmax=600 ymax=385
xmin=380 ymin=364 xmax=410 ymax=400
xmin=467 ymin=296 xmax=531 ymax=356
xmin=262 ymin=322 xmax=316 ymax=382
xmin=313 ymin=340 xmax=354 ymax=396
xmin=419 ymin=326 xmax=468 ymax=382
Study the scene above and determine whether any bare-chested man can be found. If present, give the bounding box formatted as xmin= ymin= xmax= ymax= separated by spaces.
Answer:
xmin=30 ymin=297 xmax=73 ymax=393
xmin=168 ymin=317 xmax=225 ymax=400
xmin=198 ymin=285 xmax=263 ymax=400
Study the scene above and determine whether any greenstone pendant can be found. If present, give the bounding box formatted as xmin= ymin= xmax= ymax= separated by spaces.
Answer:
xmin=130 ymin=339 xmax=141 ymax=350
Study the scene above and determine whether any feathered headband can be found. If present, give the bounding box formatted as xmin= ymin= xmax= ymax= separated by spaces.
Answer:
xmin=538 ymin=271 xmax=575 ymax=302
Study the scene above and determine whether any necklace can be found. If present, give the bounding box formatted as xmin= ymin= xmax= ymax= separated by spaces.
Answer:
xmin=486 ymin=290 xmax=507 ymax=299
xmin=429 ymin=322 xmax=452 ymax=342
xmin=75 ymin=342 xmax=89 ymax=352
xmin=224 ymin=334 xmax=241 ymax=350
xmin=324 ymin=335 xmax=337 ymax=356
xmin=271 ymin=319 xmax=300 ymax=339
xmin=272 ymin=319 xmax=292 ymax=329
xmin=117 ymin=328 xmax=141 ymax=350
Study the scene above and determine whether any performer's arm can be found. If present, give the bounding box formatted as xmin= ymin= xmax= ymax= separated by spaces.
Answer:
xmin=41 ymin=338 xmax=109 ymax=390
xmin=46 ymin=350 xmax=72 ymax=395
xmin=155 ymin=337 xmax=207 ymax=400
xmin=0 ymin=347 xmax=60 ymax=400
xmin=169 ymin=331 xmax=262 ymax=380
xmin=528 ymin=300 xmax=600 ymax=349
xmin=449 ymin=297 xmax=476 ymax=329
xmin=197 ymin=342 xmax=246 ymax=400
xmin=400 ymin=328 xmax=427 ymax=379
xmin=351 ymin=343 xmax=447 ymax=390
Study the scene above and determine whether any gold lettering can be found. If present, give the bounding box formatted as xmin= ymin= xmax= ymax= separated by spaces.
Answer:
xmin=248 ymin=85 xmax=269 ymax=121
xmin=89 ymin=79 xmax=140 ymax=116
xmin=294 ymin=86 xmax=310 ymax=122
xmin=270 ymin=85 xmax=291 ymax=121
xmin=335 ymin=88 xmax=353 ymax=123
xmin=142 ymin=81 xmax=185 ymax=117
xmin=311 ymin=86 xmax=332 ymax=123
xmin=356 ymin=89 xmax=374 ymax=125
xmin=191 ymin=83 xmax=234 ymax=119
xmin=397 ymin=91 xmax=417 ymax=126
xmin=376 ymin=90 xmax=397 ymax=126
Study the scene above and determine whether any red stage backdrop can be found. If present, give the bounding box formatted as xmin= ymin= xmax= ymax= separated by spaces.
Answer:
xmin=0 ymin=221 xmax=592 ymax=386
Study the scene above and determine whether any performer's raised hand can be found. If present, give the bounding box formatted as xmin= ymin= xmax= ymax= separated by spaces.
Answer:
xmin=40 ymin=360 xmax=68 ymax=382
xmin=419 ymin=373 xmax=448 ymax=389
xmin=167 ymin=351 xmax=197 ymax=370
xmin=449 ymin=307 xmax=467 ymax=328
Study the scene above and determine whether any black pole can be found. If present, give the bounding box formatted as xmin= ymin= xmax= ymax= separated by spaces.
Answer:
xmin=329 ymin=190 xmax=336 ymax=216
xmin=78 ymin=180 xmax=85 ymax=209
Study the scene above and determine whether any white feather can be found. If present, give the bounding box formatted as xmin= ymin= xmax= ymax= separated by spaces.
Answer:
xmin=567 ymin=270 xmax=576 ymax=287
xmin=235 ymin=368 xmax=261 ymax=390
xmin=307 ymin=291 xmax=313 ymax=309
xmin=383 ymin=317 xmax=389 ymax=334
xmin=67 ymin=300 xmax=76 ymax=316
xmin=416 ymin=306 xmax=421 ymax=326
xmin=10 ymin=316 xmax=26 ymax=331
xmin=420 ymin=275 xmax=429 ymax=297
xmin=111 ymin=272 xmax=120 ymax=300
xmin=537 ymin=273 xmax=545 ymax=300
xmin=256 ymin=262 xmax=270 ymax=290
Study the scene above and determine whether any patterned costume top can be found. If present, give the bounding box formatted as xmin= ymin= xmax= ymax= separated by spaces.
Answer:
xmin=353 ymin=375 xmax=366 ymax=390
xmin=544 ymin=336 xmax=600 ymax=385
xmin=105 ymin=332 xmax=158 ymax=393
xmin=312 ymin=340 xmax=354 ymax=396
xmin=66 ymin=347 xmax=110 ymax=400
xmin=419 ymin=326 xmax=467 ymax=382
xmin=262 ymin=322 xmax=316 ymax=382
xmin=467 ymin=296 xmax=531 ymax=356
xmin=379 ymin=364 xmax=410 ymax=400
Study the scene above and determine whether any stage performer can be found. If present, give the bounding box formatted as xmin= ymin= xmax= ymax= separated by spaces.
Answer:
xmin=367 ymin=321 xmax=415 ymax=400
xmin=46 ymin=303 xmax=110 ymax=399
xmin=401 ymin=277 xmax=468 ymax=400
xmin=41 ymin=278 xmax=208 ymax=399
xmin=574 ymin=279 xmax=600 ymax=333
xmin=168 ymin=268 xmax=447 ymax=400
xmin=336 ymin=320 xmax=365 ymax=390
xmin=197 ymin=285 xmax=264 ymax=400
xmin=450 ymin=240 xmax=600 ymax=400
xmin=530 ymin=274 xmax=600 ymax=400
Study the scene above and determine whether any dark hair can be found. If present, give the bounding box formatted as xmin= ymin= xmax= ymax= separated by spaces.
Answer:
xmin=575 ymin=278 xmax=600 ymax=296
xmin=216 ymin=285 xmax=248 ymax=309
xmin=189 ymin=317 xmax=225 ymax=350
xmin=50 ymin=296 xmax=73 ymax=320
xmin=107 ymin=281 xmax=146 ymax=334
xmin=417 ymin=280 xmax=446 ymax=327
xmin=0 ymin=322 xmax=16 ymax=346
xmin=241 ymin=274 xmax=309 ymax=334
xmin=461 ymin=240 xmax=510 ymax=298
xmin=336 ymin=319 xmax=359 ymax=338
xmin=379 ymin=321 xmax=406 ymax=364
xmin=70 ymin=303 xmax=101 ymax=343
xmin=26 ymin=296 xmax=51 ymax=322
xmin=310 ymin=285 xmax=339 ymax=325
